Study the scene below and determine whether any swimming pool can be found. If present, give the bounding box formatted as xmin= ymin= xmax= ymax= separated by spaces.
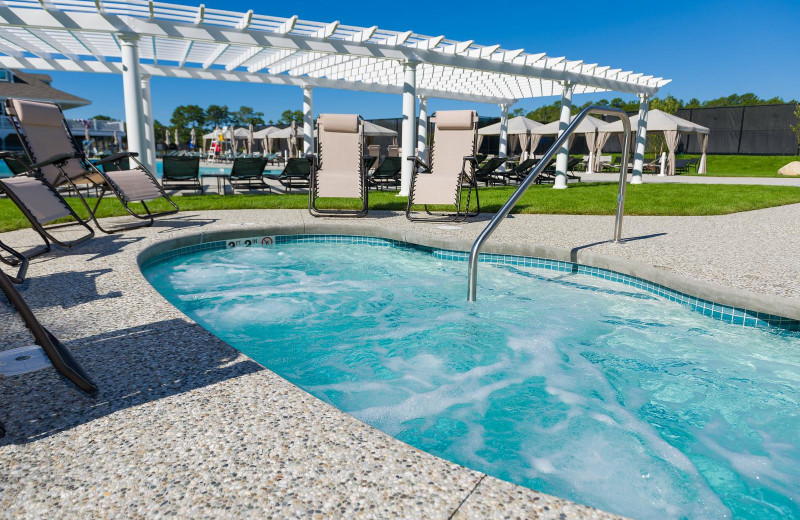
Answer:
xmin=142 ymin=235 xmax=800 ymax=520
xmin=0 ymin=160 xmax=280 ymax=178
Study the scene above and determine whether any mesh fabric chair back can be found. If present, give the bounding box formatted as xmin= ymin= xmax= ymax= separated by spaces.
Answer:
xmin=283 ymin=158 xmax=311 ymax=178
xmin=163 ymin=156 xmax=200 ymax=180
xmin=414 ymin=110 xmax=477 ymax=205
xmin=230 ymin=157 xmax=267 ymax=179
xmin=373 ymin=157 xmax=401 ymax=178
xmin=100 ymin=157 xmax=130 ymax=172
xmin=315 ymin=114 xmax=363 ymax=198
xmin=7 ymin=99 xmax=86 ymax=185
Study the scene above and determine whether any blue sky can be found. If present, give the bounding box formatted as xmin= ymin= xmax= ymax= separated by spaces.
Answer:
xmin=36 ymin=0 xmax=800 ymax=124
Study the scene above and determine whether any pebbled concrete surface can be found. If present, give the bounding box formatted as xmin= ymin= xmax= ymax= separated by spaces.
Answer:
xmin=3 ymin=205 xmax=800 ymax=519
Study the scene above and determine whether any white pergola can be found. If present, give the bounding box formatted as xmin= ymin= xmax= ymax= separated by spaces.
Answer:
xmin=0 ymin=0 xmax=669 ymax=191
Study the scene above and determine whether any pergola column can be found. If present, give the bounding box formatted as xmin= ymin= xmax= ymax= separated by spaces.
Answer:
xmin=399 ymin=61 xmax=417 ymax=196
xmin=631 ymin=93 xmax=649 ymax=184
xmin=498 ymin=102 xmax=510 ymax=171
xmin=140 ymin=74 xmax=156 ymax=173
xmin=302 ymin=85 xmax=314 ymax=156
xmin=120 ymin=36 xmax=146 ymax=167
xmin=416 ymin=95 xmax=428 ymax=163
xmin=554 ymin=82 xmax=574 ymax=189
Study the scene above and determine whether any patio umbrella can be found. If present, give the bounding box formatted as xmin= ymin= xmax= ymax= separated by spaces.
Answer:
xmin=174 ymin=128 xmax=179 ymax=148
xmin=112 ymin=129 xmax=119 ymax=146
xmin=248 ymin=123 xmax=254 ymax=154
xmin=190 ymin=127 xmax=196 ymax=149
xmin=165 ymin=128 xmax=170 ymax=147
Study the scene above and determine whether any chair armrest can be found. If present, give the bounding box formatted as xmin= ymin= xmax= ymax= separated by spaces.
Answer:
xmin=30 ymin=152 xmax=79 ymax=170
xmin=95 ymin=151 xmax=138 ymax=166
xmin=407 ymin=156 xmax=429 ymax=172
xmin=0 ymin=151 xmax=22 ymax=160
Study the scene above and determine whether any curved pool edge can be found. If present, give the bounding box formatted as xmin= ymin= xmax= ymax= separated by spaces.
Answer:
xmin=137 ymin=222 xmax=800 ymax=330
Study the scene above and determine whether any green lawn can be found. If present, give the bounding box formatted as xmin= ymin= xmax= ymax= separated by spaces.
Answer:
xmin=685 ymin=155 xmax=800 ymax=177
xmin=3 ymin=183 xmax=800 ymax=233
xmin=600 ymin=154 xmax=799 ymax=177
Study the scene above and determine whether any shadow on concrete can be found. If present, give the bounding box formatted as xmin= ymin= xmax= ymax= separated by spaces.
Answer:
xmin=0 ymin=317 xmax=264 ymax=445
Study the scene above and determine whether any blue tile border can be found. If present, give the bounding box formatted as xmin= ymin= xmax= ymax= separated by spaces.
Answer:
xmin=141 ymin=233 xmax=800 ymax=334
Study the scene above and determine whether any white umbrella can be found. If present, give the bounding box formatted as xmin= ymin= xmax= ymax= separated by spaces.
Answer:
xmin=174 ymin=128 xmax=179 ymax=148
xmin=288 ymin=120 xmax=298 ymax=158
xmin=190 ymin=127 xmax=196 ymax=149
xmin=248 ymin=123 xmax=254 ymax=154
xmin=165 ymin=128 xmax=170 ymax=146
xmin=113 ymin=129 xmax=119 ymax=146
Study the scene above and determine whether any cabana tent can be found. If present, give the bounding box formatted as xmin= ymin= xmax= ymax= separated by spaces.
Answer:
xmin=254 ymin=126 xmax=280 ymax=153
xmin=531 ymin=116 xmax=609 ymax=172
xmin=600 ymin=109 xmax=710 ymax=175
xmin=363 ymin=122 xmax=397 ymax=138
xmin=202 ymin=127 xmax=250 ymax=152
xmin=478 ymin=116 xmax=543 ymax=158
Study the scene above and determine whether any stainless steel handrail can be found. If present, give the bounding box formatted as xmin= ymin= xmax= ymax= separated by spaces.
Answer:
xmin=467 ymin=106 xmax=632 ymax=302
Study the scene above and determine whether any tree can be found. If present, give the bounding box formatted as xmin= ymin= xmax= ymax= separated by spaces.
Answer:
xmin=510 ymin=107 xmax=525 ymax=118
xmin=92 ymin=114 xmax=112 ymax=121
xmin=153 ymin=119 xmax=168 ymax=144
xmin=170 ymin=105 xmax=206 ymax=143
xmin=650 ymin=95 xmax=682 ymax=115
xmin=206 ymin=105 xmax=232 ymax=128
xmin=231 ymin=105 xmax=265 ymax=126
xmin=277 ymin=109 xmax=303 ymax=125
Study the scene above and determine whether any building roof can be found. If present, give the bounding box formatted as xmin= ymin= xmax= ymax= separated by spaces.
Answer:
xmin=0 ymin=0 xmax=668 ymax=105
xmin=0 ymin=69 xmax=90 ymax=109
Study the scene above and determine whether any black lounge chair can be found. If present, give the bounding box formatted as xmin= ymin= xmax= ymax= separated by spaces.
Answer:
xmin=473 ymin=157 xmax=508 ymax=186
xmin=161 ymin=156 xmax=203 ymax=194
xmin=507 ymin=158 xmax=538 ymax=182
xmin=602 ymin=156 xmax=622 ymax=172
xmin=368 ymin=157 xmax=402 ymax=190
xmin=687 ymin=157 xmax=699 ymax=173
xmin=229 ymin=157 xmax=271 ymax=193
xmin=537 ymin=157 xmax=582 ymax=184
xmin=6 ymin=99 xmax=178 ymax=234
xmin=674 ymin=158 xmax=691 ymax=174
xmin=0 ymin=264 xmax=97 ymax=438
xmin=263 ymin=158 xmax=311 ymax=192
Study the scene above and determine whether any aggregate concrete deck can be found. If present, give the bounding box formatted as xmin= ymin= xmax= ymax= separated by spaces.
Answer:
xmin=2 ymin=205 xmax=800 ymax=519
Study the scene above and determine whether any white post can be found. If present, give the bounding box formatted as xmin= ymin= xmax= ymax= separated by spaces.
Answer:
xmin=399 ymin=61 xmax=417 ymax=196
xmin=120 ymin=36 xmax=146 ymax=165
xmin=659 ymin=151 xmax=667 ymax=176
xmin=587 ymin=150 xmax=595 ymax=174
xmin=302 ymin=85 xmax=314 ymax=156
xmin=631 ymin=93 xmax=649 ymax=185
xmin=417 ymin=95 xmax=428 ymax=163
xmin=140 ymin=74 xmax=156 ymax=173
xmin=498 ymin=103 xmax=510 ymax=171
xmin=554 ymin=82 xmax=574 ymax=189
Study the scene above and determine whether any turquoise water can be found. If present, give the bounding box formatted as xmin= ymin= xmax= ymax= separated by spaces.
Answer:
xmin=143 ymin=241 xmax=800 ymax=520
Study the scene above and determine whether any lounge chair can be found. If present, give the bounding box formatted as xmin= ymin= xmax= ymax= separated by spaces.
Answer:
xmin=263 ymin=158 xmax=311 ymax=192
xmin=473 ymin=157 xmax=508 ymax=186
xmin=537 ymin=157 xmax=582 ymax=184
xmin=5 ymin=99 xmax=178 ymax=234
xmin=687 ymin=157 xmax=699 ymax=173
xmin=602 ymin=156 xmax=621 ymax=172
xmin=0 ymin=265 xmax=97 ymax=430
xmin=229 ymin=157 xmax=271 ymax=193
xmin=363 ymin=155 xmax=378 ymax=173
xmin=0 ymin=152 xmax=94 ymax=272
xmin=309 ymin=114 xmax=368 ymax=217
xmin=674 ymin=158 xmax=691 ymax=174
xmin=161 ymin=156 xmax=203 ymax=194
xmin=368 ymin=157 xmax=402 ymax=190
xmin=0 ymin=239 xmax=28 ymax=284
xmin=406 ymin=110 xmax=479 ymax=222
xmin=507 ymin=157 xmax=539 ymax=182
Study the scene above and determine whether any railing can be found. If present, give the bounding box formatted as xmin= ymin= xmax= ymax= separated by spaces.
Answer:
xmin=467 ymin=106 xmax=632 ymax=302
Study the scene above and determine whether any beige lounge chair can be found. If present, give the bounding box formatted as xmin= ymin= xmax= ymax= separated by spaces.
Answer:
xmin=406 ymin=110 xmax=479 ymax=221
xmin=308 ymin=114 xmax=368 ymax=217
xmin=6 ymin=99 xmax=178 ymax=234
xmin=0 ymin=153 xmax=94 ymax=278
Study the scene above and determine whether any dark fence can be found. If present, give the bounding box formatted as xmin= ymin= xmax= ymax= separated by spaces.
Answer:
xmin=676 ymin=104 xmax=798 ymax=155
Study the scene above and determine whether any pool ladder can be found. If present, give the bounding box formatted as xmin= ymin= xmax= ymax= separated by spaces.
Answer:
xmin=467 ymin=106 xmax=633 ymax=302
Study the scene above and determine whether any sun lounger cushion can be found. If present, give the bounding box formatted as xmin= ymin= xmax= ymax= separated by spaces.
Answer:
xmin=10 ymin=99 xmax=86 ymax=186
xmin=0 ymin=176 xmax=71 ymax=223
xmin=104 ymin=169 xmax=164 ymax=202
xmin=434 ymin=110 xmax=476 ymax=130
xmin=316 ymin=114 xmax=362 ymax=198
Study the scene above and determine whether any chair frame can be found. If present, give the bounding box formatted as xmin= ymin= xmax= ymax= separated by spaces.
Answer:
xmin=0 ymin=154 xmax=94 ymax=273
xmin=368 ymin=156 xmax=402 ymax=190
xmin=5 ymin=100 xmax=178 ymax=234
xmin=228 ymin=156 xmax=272 ymax=193
xmin=160 ymin=155 xmax=204 ymax=194
xmin=263 ymin=158 xmax=311 ymax=192
xmin=308 ymin=115 xmax=368 ymax=218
